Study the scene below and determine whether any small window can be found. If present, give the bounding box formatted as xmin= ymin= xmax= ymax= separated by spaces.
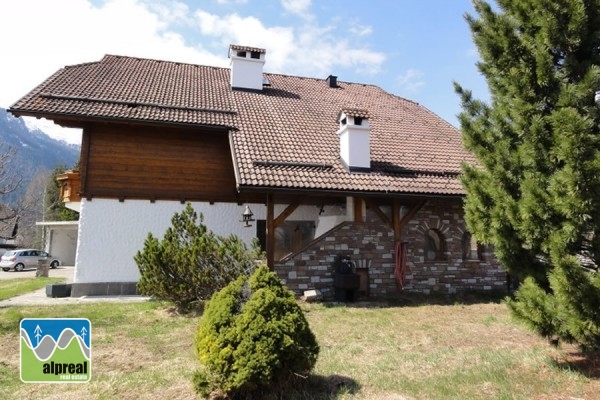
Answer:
xmin=340 ymin=117 xmax=347 ymax=125
xmin=236 ymin=51 xmax=247 ymax=57
xmin=257 ymin=220 xmax=315 ymax=260
xmin=354 ymin=116 xmax=363 ymax=126
xmin=425 ymin=229 xmax=445 ymax=261
xmin=250 ymin=51 xmax=261 ymax=59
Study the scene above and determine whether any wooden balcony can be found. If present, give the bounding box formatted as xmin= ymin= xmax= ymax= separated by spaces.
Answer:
xmin=56 ymin=170 xmax=81 ymax=204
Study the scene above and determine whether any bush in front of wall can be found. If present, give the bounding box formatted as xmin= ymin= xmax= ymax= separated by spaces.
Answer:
xmin=134 ymin=203 xmax=262 ymax=312
xmin=193 ymin=265 xmax=319 ymax=399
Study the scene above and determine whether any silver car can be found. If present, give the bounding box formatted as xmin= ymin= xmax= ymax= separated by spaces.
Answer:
xmin=0 ymin=249 xmax=61 ymax=272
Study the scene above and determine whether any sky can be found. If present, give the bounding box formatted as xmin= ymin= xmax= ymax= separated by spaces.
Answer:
xmin=0 ymin=0 xmax=489 ymax=145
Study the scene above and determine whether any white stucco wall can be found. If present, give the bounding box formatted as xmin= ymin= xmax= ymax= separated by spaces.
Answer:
xmin=74 ymin=199 xmax=319 ymax=283
xmin=37 ymin=222 xmax=79 ymax=266
xmin=49 ymin=227 xmax=78 ymax=265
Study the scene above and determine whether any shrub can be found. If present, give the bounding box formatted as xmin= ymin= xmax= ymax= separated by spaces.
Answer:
xmin=194 ymin=265 xmax=319 ymax=398
xmin=134 ymin=203 xmax=262 ymax=312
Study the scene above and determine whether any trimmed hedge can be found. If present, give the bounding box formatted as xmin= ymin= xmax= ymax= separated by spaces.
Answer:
xmin=194 ymin=265 xmax=319 ymax=398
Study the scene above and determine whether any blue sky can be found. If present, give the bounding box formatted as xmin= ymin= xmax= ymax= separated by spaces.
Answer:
xmin=0 ymin=0 xmax=488 ymax=144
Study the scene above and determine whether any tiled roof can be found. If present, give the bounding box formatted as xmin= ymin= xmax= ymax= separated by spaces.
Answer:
xmin=10 ymin=55 xmax=236 ymax=127
xmin=10 ymin=54 xmax=476 ymax=196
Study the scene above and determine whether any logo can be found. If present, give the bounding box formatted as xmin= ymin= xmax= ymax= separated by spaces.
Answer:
xmin=20 ymin=318 xmax=91 ymax=383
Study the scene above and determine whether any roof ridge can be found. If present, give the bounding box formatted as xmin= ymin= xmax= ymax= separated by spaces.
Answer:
xmin=98 ymin=54 xmax=230 ymax=71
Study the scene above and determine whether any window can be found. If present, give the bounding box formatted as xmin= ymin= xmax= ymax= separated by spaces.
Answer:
xmin=425 ymin=229 xmax=445 ymax=261
xmin=250 ymin=51 xmax=261 ymax=59
xmin=256 ymin=220 xmax=315 ymax=260
xmin=236 ymin=51 xmax=247 ymax=57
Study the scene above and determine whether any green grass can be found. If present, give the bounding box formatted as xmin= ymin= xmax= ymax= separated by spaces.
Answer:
xmin=0 ymin=299 xmax=598 ymax=399
xmin=0 ymin=277 xmax=65 ymax=301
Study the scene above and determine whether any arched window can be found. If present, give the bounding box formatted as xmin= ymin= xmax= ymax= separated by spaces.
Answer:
xmin=425 ymin=229 xmax=445 ymax=261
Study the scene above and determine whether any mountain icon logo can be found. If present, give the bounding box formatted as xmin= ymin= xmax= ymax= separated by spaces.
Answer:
xmin=20 ymin=318 xmax=91 ymax=383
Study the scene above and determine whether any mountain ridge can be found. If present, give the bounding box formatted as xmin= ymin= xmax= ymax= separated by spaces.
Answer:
xmin=0 ymin=108 xmax=80 ymax=205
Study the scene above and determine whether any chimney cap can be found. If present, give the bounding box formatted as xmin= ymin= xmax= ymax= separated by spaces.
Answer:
xmin=339 ymin=108 xmax=371 ymax=120
xmin=229 ymin=44 xmax=266 ymax=57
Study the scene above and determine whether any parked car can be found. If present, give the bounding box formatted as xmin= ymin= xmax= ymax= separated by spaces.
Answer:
xmin=0 ymin=249 xmax=61 ymax=272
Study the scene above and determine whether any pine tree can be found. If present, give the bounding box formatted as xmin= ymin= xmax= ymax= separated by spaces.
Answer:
xmin=456 ymin=0 xmax=600 ymax=349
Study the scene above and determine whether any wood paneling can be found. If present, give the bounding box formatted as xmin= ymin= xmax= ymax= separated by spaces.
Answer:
xmin=82 ymin=124 xmax=239 ymax=202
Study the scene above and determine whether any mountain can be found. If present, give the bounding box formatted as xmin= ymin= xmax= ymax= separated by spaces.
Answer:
xmin=0 ymin=108 xmax=80 ymax=205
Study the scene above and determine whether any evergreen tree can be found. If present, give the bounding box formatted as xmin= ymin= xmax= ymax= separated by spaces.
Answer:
xmin=456 ymin=0 xmax=600 ymax=349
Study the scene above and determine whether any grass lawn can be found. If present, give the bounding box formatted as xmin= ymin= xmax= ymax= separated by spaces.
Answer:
xmin=0 ymin=297 xmax=599 ymax=399
xmin=0 ymin=277 xmax=66 ymax=301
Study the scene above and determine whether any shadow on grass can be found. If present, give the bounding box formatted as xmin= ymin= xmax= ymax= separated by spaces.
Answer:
xmin=239 ymin=374 xmax=360 ymax=400
xmin=320 ymin=289 xmax=508 ymax=309
xmin=551 ymin=349 xmax=600 ymax=379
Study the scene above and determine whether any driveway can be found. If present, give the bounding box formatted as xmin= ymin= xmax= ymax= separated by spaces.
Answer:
xmin=0 ymin=266 xmax=74 ymax=283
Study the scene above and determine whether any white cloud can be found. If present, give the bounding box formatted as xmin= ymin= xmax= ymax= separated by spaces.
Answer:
xmin=0 ymin=0 xmax=386 ymax=144
xmin=281 ymin=0 xmax=311 ymax=18
xmin=349 ymin=24 xmax=373 ymax=37
xmin=397 ymin=69 xmax=426 ymax=94
xmin=194 ymin=10 xmax=384 ymax=77
xmin=215 ymin=0 xmax=248 ymax=4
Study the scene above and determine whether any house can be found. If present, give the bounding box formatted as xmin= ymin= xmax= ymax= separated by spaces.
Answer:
xmin=9 ymin=44 xmax=505 ymax=297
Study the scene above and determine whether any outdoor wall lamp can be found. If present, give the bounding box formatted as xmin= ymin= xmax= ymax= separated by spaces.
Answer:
xmin=241 ymin=205 xmax=255 ymax=227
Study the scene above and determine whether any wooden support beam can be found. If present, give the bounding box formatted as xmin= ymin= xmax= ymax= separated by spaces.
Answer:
xmin=391 ymin=200 xmax=426 ymax=241
xmin=266 ymin=194 xmax=275 ymax=271
xmin=273 ymin=198 xmax=304 ymax=228
xmin=399 ymin=200 xmax=426 ymax=229
xmin=365 ymin=198 xmax=392 ymax=227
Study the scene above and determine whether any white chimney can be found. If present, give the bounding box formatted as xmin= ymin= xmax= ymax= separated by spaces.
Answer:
xmin=337 ymin=108 xmax=371 ymax=172
xmin=228 ymin=44 xmax=266 ymax=91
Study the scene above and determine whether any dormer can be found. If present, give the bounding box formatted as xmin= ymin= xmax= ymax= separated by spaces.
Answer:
xmin=228 ymin=44 xmax=266 ymax=91
xmin=337 ymin=108 xmax=371 ymax=173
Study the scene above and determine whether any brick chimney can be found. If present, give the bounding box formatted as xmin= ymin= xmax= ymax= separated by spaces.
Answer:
xmin=337 ymin=108 xmax=371 ymax=172
xmin=228 ymin=44 xmax=266 ymax=91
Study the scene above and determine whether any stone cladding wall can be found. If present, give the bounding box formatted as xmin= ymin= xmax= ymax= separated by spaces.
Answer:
xmin=274 ymin=198 xmax=506 ymax=298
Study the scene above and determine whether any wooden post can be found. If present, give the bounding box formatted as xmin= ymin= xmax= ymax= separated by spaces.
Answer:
xmin=353 ymin=197 xmax=363 ymax=222
xmin=392 ymin=198 xmax=401 ymax=241
xmin=266 ymin=194 xmax=275 ymax=270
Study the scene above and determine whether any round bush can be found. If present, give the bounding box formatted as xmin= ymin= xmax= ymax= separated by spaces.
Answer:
xmin=194 ymin=265 xmax=319 ymax=398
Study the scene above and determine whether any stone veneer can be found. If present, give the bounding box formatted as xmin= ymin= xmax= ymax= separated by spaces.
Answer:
xmin=274 ymin=198 xmax=506 ymax=299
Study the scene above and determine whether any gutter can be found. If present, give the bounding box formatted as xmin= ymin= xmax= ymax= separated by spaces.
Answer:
xmin=236 ymin=184 xmax=465 ymax=200
xmin=7 ymin=108 xmax=235 ymax=132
